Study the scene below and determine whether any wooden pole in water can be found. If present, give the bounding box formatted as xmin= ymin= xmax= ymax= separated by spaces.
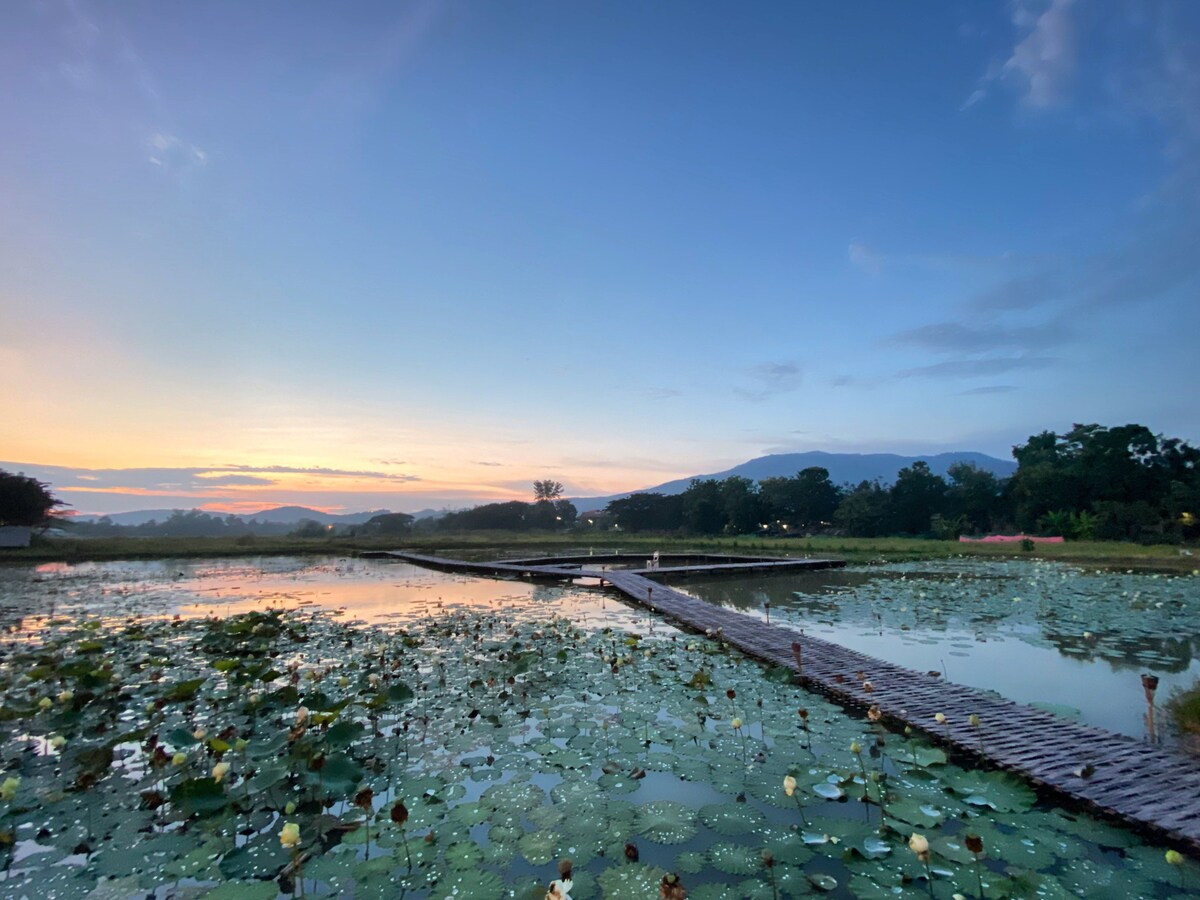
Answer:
xmin=1143 ymin=673 xmax=1160 ymax=743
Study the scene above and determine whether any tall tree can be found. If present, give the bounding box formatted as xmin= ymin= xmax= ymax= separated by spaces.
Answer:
xmin=533 ymin=480 xmax=564 ymax=502
xmin=944 ymin=462 xmax=1005 ymax=534
xmin=720 ymin=476 xmax=766 ymax=534
xmin=835 ymin=480 xmax=889 ymax=537
xmin=607 ymin=493 xmax=684 ymax=532
xmin=888 ymin=461 xmax=947 ymax=535
xmin=0 ymin=470 xmax=66 ymax=527
xmin=760 ymin=467 xmax=840 ymax=527
xmin=682 ymin=479 xmax=726 ymax=535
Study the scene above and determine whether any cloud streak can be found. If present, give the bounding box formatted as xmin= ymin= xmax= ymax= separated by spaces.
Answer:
xmin=1 ymin=462 xmax=421 ymax=495
xmin=734 ymin=362 xmax=804 ymax=402
xmin=893 ymin=319 xmax=1071 ymax=354
xmin=897 ymin=356 xmax=1058 ymax=380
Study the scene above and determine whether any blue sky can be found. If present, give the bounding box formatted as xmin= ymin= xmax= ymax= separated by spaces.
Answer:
xmin=2 ymin=0 xmax=1198 ymax=514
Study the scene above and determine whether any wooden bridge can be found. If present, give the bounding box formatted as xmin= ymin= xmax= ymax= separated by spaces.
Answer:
xmin=365 ymin=550 xmax=1200 ymax=854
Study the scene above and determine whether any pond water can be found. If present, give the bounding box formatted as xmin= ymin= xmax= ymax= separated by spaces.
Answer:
xmin=0 ymin=555 xmax=1197 ymax=898
xmin=0 ymin=556 xmax=648 ymax=632
xmin=677 ymin=559 xmax=1200 ymax=743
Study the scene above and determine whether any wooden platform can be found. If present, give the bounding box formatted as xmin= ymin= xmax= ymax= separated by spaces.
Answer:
xmin=367 ymin=550 xmax=1200 ymax=853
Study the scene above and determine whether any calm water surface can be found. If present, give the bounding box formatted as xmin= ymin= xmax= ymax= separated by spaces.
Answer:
xmin=677 ymin=559 xmax=1200 ymax=742
xmin=2 ymin=554 xmax=1196 ymax=741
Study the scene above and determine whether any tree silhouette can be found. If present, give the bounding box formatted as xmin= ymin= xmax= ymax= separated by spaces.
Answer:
xmin=533 ymin=480 xmax=564 ymax=502
xmin=0 ymin=470 xmax=66 ymax=527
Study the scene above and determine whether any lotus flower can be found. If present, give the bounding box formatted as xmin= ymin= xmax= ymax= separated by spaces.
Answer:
xmin=57 ymin=690 xmax=74 ymax=703
xmin=296 ymin=706 xmax=310 ymax=725
xmin=908 ymin=833 xmax=930 ymax=860
xmin=545 ymin=878 xmax=573 ymax=900
xmin=731 ymin=718 xmax=742 ymax=730
xmin=280 ymin=822 xmax=301 ymax=848
xmin=49 ymin=734 xmax=67 ymax=751
xmin=783 ymin=775 xmax=797 ymax=797
xmin=38 ymin=697 xmax=52 ymax=710
xmin=212 ymin=762 xmax=230 ymax=783
xmin=934 ymin=713 xmax=946 ymax=725
xmin=172 ymin=752 xmax=187 ymax=765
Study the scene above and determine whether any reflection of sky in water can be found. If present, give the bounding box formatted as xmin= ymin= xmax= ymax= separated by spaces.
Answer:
xmin=0 ymin=556 xmax=658 ymax=635
xmin=677 ymin=559 xmax=1200 ymax=742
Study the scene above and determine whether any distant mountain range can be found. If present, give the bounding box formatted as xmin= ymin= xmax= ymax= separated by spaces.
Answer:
xmin=570 ymin=451 xmax=1016 ymax=512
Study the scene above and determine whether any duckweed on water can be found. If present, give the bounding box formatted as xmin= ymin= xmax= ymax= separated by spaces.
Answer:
xmin=0 ymin=599 xmax=1196 ymax=898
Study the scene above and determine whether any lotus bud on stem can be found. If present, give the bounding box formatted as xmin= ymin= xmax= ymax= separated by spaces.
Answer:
xmin=969 ymin=713 xmax=984 ymax=753
xmin=783 ymin=774 xmax=807 ymax=825
xmin=391 ymin=801 xmax=412 ymax=871
xmin=762 ymin=850 xmax=778 ymax=900
xmin=908 ymin=834 xmax=933 ymax=898
xmin=1165 ymin=849 xmax=1185 ymax=890
xmin=965 ymin=833 xmax=985 ymax=898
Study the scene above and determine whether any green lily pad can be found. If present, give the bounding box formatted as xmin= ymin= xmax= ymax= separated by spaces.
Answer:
xmin=636 ymin=801 xmax=698 ymax=844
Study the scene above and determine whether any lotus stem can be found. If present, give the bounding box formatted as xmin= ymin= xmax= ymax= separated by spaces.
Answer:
xmin=400 ymin=825 xmax=412 ymax=872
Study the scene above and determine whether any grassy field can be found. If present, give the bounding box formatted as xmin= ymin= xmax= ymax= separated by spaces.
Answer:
xmin=4 ymin=531 xmax=1196 ymax=572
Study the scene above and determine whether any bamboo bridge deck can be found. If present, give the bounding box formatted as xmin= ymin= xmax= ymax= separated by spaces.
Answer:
xmin=365 ymin=550 xmax=1200 ymax=853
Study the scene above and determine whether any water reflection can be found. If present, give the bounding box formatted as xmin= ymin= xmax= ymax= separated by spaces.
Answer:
xmin=0 ymin=555 xmax=656 ymax=635
xmin=676 ymin=559 xmax=1200 ymax=742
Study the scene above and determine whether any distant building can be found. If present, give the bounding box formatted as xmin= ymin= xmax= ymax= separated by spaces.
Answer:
xmin=0 ymin=526 xmax=32 ymax=548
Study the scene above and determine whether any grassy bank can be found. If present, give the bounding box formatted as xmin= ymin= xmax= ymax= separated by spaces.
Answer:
xmin=3 ymin=531 xmax=1196 ymax=572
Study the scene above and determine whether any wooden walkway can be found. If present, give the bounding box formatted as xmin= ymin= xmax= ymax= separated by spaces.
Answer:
xmin=368 ymin=551 xmax=1200 ymax=853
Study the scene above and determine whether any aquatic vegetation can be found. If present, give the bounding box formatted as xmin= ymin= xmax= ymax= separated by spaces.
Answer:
xmin=683 ymin=558 xmax=1200 ymax=738
xmin=0 ymin=581 xmax=1197 ymax=897
xmin=1166 ymin=680 xmax=1200 ymax=745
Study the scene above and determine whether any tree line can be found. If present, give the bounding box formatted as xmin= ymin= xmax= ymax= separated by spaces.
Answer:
xmin=605 ymin=424 xmax=1198 ymax=544
xmin=2 ymin=423 xmax=1195 ymax=544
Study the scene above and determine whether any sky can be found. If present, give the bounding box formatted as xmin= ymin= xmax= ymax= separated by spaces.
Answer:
xmin=2 ymin=0 xmax=1199 ymax=516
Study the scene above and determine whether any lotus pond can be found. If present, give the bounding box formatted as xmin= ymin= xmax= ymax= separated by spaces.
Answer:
xmin=0 ymin=556 xmax=1197 ymax=899
xmin=679 ymin=559 xmax=1200 ymax=742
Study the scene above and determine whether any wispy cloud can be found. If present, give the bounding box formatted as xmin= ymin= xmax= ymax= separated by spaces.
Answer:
xmin=960 ymin=385 xmax=1020 ymax=395
xmin=2 ymin=463 xmax=420 ymax=495
xmin=893 ymin=319 xmax=1071 ymax=354
xmin=147 ymin=131 xmax=208 ymax=170
xmin=969 ymin=272 xmax=1063 ymax=312
xmin=734 ymin=361 xmax=804 ymax=402
xmin=964 ymin=0 xmax=1077 ymax=110
xmin=192 ymin=473 xmax=275 ymax=486
xmin=1005 ymin=0 xmax=1077 ymax=108
xmin=639 ymin=387 xmax=683 ymax=401
xmin=847 ymin=240 xmax=882 ymax=275
xmin=897 ymin=356 xmax=1058 ymax=380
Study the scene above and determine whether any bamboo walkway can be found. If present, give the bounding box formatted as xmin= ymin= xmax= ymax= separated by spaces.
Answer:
xmin=367 ymin=550 xmax=1200 ymax=853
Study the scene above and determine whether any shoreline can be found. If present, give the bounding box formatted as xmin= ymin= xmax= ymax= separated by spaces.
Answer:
xmin=3 ymin=533 xmax=1196 ymax=573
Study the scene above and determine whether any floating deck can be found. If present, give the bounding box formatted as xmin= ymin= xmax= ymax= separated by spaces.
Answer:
xmin=367 ymin=550 xmax=1200 ymax=853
